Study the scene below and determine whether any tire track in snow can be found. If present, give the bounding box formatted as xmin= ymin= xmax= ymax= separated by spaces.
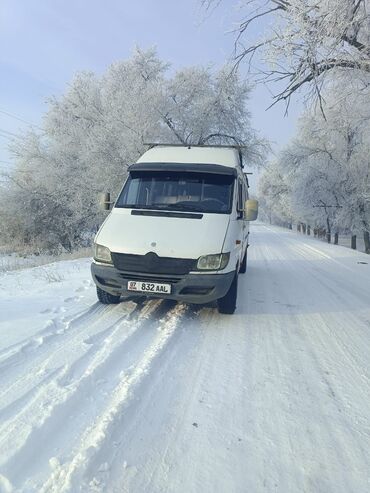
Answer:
xmin=100 ymin=305 xmax=249 ymax=493
xmin=0 ymin=304 xmax=109 ymax=371
xmin=32 ymin=302 xmax=187 ymax=493
xmin=0 ymin=298 xmax=161 ymax=420
xmin=285 ymin=247 xmax=370 ymax=431
xmin=246 ymin=225 xmax=370 ymax=490
xmin=0 ymin=300 xmax=182 ymax=491
xmin=286 ymin=241 xmax=370 ymax=375
xmin=0 ymin=303 xmax=136 ymax=407
xmin=0 ymin=299 xmax=162 ymax=472
xmin=253 ymin=227 xmax=370 ymax=391
xmin=0 ymin=365 xmax=66 ymax=424
xmin=129 ymin=307 xmax=222 ymax=493
xmin=82 ymin=304 xmax=205 ymax=492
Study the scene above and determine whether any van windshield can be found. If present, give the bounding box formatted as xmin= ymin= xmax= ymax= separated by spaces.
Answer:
xmin=116 ymin=171 xmax=234 ymax=214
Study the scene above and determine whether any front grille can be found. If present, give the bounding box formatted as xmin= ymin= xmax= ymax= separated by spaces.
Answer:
xmin=111 ymin=252 xmax=196 ymax=275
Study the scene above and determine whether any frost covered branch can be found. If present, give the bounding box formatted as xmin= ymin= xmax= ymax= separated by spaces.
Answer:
xmin=206 ymin=0 xmax=370 ymax=105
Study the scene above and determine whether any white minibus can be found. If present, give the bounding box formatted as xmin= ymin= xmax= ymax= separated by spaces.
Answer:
xmin=91 ymin=144 xmax=258 ymax=314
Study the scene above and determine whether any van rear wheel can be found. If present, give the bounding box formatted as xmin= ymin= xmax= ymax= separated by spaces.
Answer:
xmin=217 ymin=274 xmax=238 ymax=314
xmin=97 ymin=286 xmax=121 ymax=304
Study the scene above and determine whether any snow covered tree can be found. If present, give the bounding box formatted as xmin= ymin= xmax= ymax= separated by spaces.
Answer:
xmin=204 ymin=0 xmax=370 ymax=106
xmin=258 ymin=161 xmax=295 ymax=226
xmin=1 ymin=48 xmax=265 ymax=252
xmin=259 ymin=77 xmax=370 ymax=252
xmin=162 ymin=66 xmax=266 ymax=163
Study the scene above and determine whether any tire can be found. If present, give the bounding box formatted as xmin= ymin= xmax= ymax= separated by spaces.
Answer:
xmin=239 ymin=248 xmax=247 ymax=274
xmin=217 ymin=274 xmax=238 ymax=314
xmin=96 ymin=286 xmax=121 ymax=304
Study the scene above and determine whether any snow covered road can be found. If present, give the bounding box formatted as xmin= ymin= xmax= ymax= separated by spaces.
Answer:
xmin=0 ymin=224 xmax=370 ymax=493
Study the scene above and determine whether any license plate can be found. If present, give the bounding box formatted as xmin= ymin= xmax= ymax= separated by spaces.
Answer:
xmin=127 ymin=280 xmax=171 ymax=294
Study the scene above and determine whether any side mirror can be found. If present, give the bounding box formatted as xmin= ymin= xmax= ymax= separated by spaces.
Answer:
xmin=100 ymin=192 xmax=114 ymax=211
xmin=245 ymin=199 xmax=258 ymax=221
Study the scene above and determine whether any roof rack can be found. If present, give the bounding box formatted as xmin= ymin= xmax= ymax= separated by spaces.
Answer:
xmin=143 ymin=143 xmax=247 ymax=169
xmin=144 ymin=143 xmax=248 ymax=149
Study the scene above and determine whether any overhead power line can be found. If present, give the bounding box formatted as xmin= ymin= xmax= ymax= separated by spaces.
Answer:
xmin=0 ymin=128 xmax=19 ymax=137
xmin=0 ymin=108 xmax=42 ymax=130
xmin=0 ymin=133 xmax=13 ymax=141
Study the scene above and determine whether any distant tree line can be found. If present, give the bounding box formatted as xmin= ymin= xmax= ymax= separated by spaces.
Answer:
xmin=258 ymin=76 xmax=370 ymax=253
xmin=0 ymin=48 xmax=266 ymax=253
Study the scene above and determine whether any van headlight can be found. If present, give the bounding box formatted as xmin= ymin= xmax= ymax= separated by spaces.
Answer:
xmin=197 ymin=253 xmax=230 ymax=271
xmin=94 ymin=243 xmax=112 ymax=264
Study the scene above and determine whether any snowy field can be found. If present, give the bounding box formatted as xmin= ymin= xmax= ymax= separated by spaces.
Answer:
xmin=0 ymin=223 xmax=369 ymax=493
xmin=0 ymin=248 xmax=92 ymax=274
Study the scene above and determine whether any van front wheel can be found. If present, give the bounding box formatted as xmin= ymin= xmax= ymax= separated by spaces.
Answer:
xmin=217 ymin=274 xmax=238 ymax=314
xmin=97 ymin=286 xmax=121 ymax=304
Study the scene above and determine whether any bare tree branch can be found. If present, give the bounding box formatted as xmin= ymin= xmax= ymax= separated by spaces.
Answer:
xmin=204 ymin=0 xmax=370 ymax=107
xmin=200 ymin=133 xmax=244 ymax=144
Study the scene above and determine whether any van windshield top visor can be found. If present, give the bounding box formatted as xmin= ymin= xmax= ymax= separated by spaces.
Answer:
xmin=128 ymin=162 xmax=237 ymax=176
xmin=116 ymin=168 xmax=234 ymax=214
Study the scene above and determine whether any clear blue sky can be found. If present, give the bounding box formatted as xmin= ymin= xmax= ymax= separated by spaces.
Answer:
xmin=0 ymin=0 xmax=302 ymax=181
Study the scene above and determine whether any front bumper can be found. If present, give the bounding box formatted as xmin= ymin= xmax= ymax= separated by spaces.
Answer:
xmin=91 ymin=262 xmax=235 ymax=304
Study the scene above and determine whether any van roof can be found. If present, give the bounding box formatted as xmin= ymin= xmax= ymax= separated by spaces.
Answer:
xmin=137 ymin=145 xmax=242 ymax=169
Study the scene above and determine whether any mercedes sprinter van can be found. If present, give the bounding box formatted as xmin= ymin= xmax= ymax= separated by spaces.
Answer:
xmin=91 ymin=145 xmax=258 ymax=314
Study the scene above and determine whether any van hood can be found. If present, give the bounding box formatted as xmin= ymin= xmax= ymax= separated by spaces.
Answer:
xmin=96 ymin=208 xmax=230 ymax=259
